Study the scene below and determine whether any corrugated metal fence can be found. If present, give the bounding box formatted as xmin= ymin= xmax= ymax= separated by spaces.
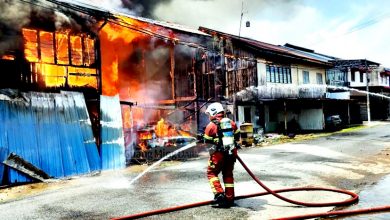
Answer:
xmin=0 ymin=91 xmax=101 ymax=184
xmin=100 ymin=95 xmax=126 ymax=170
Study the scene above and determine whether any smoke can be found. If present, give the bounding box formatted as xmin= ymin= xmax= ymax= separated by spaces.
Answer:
xmin=0 ymin=0 xmax=99 ymax=54
xmin=0 ymin=0 xmax=32 ymax=30
xmin=0 ymin=0 xmax=31 ymax=54
xmin=120 ymin=0 xmax=173 ymax=18
xmin=80 ymin=0 xmax=173 ymax=17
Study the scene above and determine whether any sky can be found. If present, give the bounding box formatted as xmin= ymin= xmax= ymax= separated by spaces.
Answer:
xmin=83 ymin=0 xmax=390 ymax=67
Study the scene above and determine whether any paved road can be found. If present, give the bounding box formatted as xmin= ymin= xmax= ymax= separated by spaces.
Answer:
xmin=1 ymin=122 xmax=390 ymax=219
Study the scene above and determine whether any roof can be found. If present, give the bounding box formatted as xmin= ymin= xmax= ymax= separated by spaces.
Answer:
xmin=121 ymin=14 xmax=209 ymax=36
xmin=199 ymin=27 xmax=332 ymax=66
xmin=381 ymin=68 xmax=390 ymax=75
xmin=53 ymin=0 xmax=208 ymax=36
xmin=333 ymin=59 xmax=380 ymax=68
xmin=283 ymin=43 xmax=339 ymax=63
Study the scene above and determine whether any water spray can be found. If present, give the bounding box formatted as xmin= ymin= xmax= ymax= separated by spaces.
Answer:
xmin=128 ymin=141 xmax=198 ymax=185
xmin=113 ymin=151 xmax=390 ymax=220
xmin=327 ymin=85 xmax=390 ymax=100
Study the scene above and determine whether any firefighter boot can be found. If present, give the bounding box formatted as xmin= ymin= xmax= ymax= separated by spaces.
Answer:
xmin=211 ymin=193 xmax=226 ymax=207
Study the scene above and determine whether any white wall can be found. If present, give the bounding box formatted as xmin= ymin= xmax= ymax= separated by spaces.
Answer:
xmin=237 ymin=105 xmax=257 ymax=128
xmin=326 ymin=92 xmax=350 ymax=99
xmin=349 ymin=70 xmax=368 ymax=87
xmin=294 ymin=65 xmax=326 ymax=85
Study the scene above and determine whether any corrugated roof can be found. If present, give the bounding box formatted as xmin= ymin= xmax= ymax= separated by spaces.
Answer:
xmin=283 ymin=44 xmax=339 ymax=63
xmin=55 ymin=0 xmax=208 ymax=36
xmin=199 ymin=27 xmax=332 ymax=66
xmin=0 ymin=91 xmax=101 ymax=184
xmin=120 ymin=15 xmax=209 ymax=36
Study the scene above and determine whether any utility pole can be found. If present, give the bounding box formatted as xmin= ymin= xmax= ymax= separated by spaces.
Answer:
xmin=365 ymin=59 xmax=371 ymax=123
xmin=238 ymin=1 xmax=244 ymax=37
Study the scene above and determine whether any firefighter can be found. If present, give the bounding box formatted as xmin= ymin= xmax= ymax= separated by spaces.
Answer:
xmin=203 ymin=102 xmax=240 ymax=208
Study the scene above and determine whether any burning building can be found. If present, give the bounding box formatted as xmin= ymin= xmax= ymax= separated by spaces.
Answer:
xmin=0 ymin=0 xmax=222 ymax=184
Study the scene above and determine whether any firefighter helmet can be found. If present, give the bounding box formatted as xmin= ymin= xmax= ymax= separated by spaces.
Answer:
xmin=206 ymin=102 xmax=224 ymax=117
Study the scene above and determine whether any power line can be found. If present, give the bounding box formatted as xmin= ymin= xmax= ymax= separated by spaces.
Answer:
xmin=308 ymin=11 xmax=390 ymax=47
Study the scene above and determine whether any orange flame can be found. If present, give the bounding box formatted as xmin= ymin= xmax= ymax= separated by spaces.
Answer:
xmin=99 ymin=19 xmax=142 ymax=97
xmin=155 ymin=118 xmax=169 ymax=138
xmin=22 ymin=28 xmax=97 ymax=89
xmin=1 ymin=55 xmax=15 ymax=60
xmin=56 ymin=32 xmax=69 ymax=65
xmin=138 ymin=142 xmax=148 ymax=152
xmin=23 ymin=29 xmax=39 ymax=62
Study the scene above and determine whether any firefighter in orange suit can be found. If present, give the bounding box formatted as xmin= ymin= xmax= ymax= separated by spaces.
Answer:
xmin=203 ymin=102 xmax=240 ymax=208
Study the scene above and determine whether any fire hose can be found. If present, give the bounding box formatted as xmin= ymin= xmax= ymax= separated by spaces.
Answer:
xmin=112 ymin=154 xmax=390 ymax=220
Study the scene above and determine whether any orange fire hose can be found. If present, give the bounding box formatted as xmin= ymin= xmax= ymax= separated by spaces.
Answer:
xmin=112 ymin=154 xmax=390 ymax=220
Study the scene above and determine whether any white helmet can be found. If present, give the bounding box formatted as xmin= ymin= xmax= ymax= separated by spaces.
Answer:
xmin=205 ymin=102 xmax=224 ymax=117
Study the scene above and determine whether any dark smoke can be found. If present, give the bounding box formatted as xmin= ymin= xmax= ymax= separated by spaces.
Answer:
xmin=120 ymin=0 xmax=173 ymax=18
xmin=0 ymin=0 xmax=32 ymax=54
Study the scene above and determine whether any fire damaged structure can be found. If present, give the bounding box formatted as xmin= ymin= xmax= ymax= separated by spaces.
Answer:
xmin=0 ymin=0 xmax=224 ymax=185
xmin=199 ymin=27 xmax=348 ymax=133
xmin=326 ymin=59 xmax=389 ymax=121
xmin=1 ymin=0 xmax=388 ymax=186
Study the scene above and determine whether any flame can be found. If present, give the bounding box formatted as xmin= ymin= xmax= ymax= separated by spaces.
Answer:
xmin=138 ymin=131 xmax=153 ymax=140
xmin=138 ymin=142 xmax=148 ymax=152
xmin=155 ymin=118 xmax=169 ymax=138
xmin=56 ymin=33 xmax=69 ymax=65
xmin=36 ymin=64 xmax=66 ymax=87
xmin=83 ymin=37 xmax=95 ymax=66
xmin=155 ymin=118 xmax=181 ymax=138
xmin=68 ymin=66 xmax=98 ymax=88
xmin=1 ymin=55 xmax=15 ymax=60
xmin=122 ymin=107 xmax=132 ymax=129
xmin=99 ymin=19 xmax=142 ymax=96
xmin=23 ymin=29 xmax=39 ymax=62
xmin=22 ymin=28 xmax=97 ymax=89
xmin=39 ymin=31 xmax=55 ymax=63
xmin=70 ymin=36 xmax=83 ymax=66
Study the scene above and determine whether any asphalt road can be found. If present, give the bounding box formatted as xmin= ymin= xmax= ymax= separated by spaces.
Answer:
xmin=1 ymin=122 xmax=390 ymax=219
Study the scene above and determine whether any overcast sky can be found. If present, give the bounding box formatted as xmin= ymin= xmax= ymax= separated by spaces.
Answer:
xmin=85 ymin=0 xmax=390 ymax=67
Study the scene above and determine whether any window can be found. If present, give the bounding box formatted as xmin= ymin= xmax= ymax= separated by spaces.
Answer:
xmin=39 ymin=31 xmax=54 ymax=64
xmin=56 ymin=33 xmax=69 ymax=65
xmin=22 ymin=29 xmax=98 ymax=89
xmin=303 ymin=71 xmax=310 ymax=84
xmin=316 ymin=73 xmax=323 ymax=84
xmin=22 ymin=28 xmax=96 ymax=67
xmin=22 ymin=29 xmax=39 ymax=62
xmin=270 ymin=66 xmax=275 ymax=82
xmin=266 ymin=65 xmax=292 ymax=84
xmin=351 ymin=71 xmax=355 ymax=81
xmin=287 ymin=68 xmax=291 ymax=83
xmin=266 ymin=65 xmax=271 ymax=82
xmin=360 ymin=72 xmax=364 ymax=83
xmin=244 ymin=107 xmax=251 ymax=123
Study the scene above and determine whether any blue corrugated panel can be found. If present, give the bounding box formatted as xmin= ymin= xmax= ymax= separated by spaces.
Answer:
xmin=100 ymin=95 xmax=125 ymax=170
xmin=0 ymin=91 xmax=101 ymax=184
xmin=32 ymin=93 xmax=64 ymax=178
xmin=6 ymin=96 xmax=38 ymax=183
xmin=62 ymin=92 xmax=101 ymax=171
xmin=0 ymin=101 xmax=8 ymax=184
xmin=0 ymin=147 xmax=7 ymax=184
